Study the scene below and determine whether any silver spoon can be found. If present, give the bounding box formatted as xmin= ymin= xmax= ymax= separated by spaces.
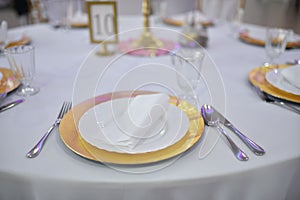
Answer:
xmin=201 ymin=104 xmax=265 ymax=155
xmin=201 ymin=104 xmax=249 ymax=161
xmin=286 ymin=59 xmax=300 ymax=65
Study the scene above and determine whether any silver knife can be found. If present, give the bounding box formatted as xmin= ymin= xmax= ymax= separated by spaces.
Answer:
xmin=0 ymin=99 xmax=25 ymax=113
xmin=211 ymin=106 xmax=265 ymax=156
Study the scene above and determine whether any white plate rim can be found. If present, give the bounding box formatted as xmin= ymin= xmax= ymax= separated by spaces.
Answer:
xmin=265 ymin=68 xmax=300 ymax=96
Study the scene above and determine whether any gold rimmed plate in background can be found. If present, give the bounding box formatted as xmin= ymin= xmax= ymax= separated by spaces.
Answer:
xmin=71 ymin=22 xmax=88 ymax=28
xmin=59 ymin=90 xmax=204 ymax=165
xmin=5 ymin=36 xmax=31 ymax=49
xmin=239 ymin=32 xmax=300 ymax=49
xmin=248 ymin=65 xmax=300 ymax=103
xmin=0 ymin=68 xmax=21 ymax=93
xmin=162 ymin=17 xmax=214 ymax=28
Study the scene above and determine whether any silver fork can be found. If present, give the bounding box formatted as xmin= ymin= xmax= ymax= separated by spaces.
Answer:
xmin=26 ymin=101 xmax=72 ymax=158
xmin=252 ymin=86 xmax=300 ymax=114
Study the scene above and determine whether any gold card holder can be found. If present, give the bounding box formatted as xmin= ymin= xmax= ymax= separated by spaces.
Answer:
xmin=86 ymin=1 xmax=118 ymax=56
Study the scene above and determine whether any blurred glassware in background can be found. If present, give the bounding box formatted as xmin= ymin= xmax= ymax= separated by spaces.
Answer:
xmin=150 ymin=0 xmax=167 ymax=24
xmin=265 ymin=28 xmax=293 ymax=67
xmin=179 ymin=12 xmax=208 ymax=48
xmin=201 ymin=0 xmax=240 ymax=22
xmin=227 ymin=0 xmax=246 ymax=37
xmin=0 ymin=21 xmax=7 ymax=54
xmin=43 ymin=0 xmax=85 ymax=29
xmin=5 ymin=45 xmax=39 ymax=96
xmin=200 ymin=0 xmax=246 ymax=38
xmin=27 ymin=0 xmax=48 ymax=24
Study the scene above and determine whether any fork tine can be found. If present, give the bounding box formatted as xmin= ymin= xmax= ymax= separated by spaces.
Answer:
xmin=57 ymin=102 xmax=72 ymax=119
xmin=65 ymin=102 xmax=72 ymax=114
xmin=57 ymin=102 xmax=67 ymax=119
xmin=64 ymin=102 xmax=71 ymax=115
xmin=64 ymin=102 xmax=72 ymax=113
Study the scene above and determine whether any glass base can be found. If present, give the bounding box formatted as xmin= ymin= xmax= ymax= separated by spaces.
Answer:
xmin=17 ymin=86 xmax=39 ymax=96
xmin=178 ymin=94 xmax=200 ymax=110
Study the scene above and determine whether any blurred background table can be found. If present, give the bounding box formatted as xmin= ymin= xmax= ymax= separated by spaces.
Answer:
xmin=0 ymin=8 xmax=300 ymax=200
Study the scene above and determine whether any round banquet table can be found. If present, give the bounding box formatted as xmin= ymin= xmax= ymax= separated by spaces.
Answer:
xmin=0 ymin=16 xmax=300 ymax=200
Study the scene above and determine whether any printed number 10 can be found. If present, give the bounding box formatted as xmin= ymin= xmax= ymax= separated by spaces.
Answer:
xmin=94 ymin=13 xmax=114 ymax=36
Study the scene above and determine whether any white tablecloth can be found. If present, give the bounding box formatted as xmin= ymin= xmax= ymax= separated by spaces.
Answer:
xmin=0 ymin=16 xmax=300 ymax=200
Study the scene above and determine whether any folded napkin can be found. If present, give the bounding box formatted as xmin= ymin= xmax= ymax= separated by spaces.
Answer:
xmin=101 ymin=93 xmax=169 ymax=149
xmin=281 ymin=65 xmax=300 ymax=89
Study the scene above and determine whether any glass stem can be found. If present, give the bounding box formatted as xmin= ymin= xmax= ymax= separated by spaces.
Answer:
xmin=269 ymin=57 xmax=274 ymax=66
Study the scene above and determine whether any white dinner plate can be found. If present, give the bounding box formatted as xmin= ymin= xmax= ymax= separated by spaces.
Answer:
xmin=265 ymin=67 xmax=300 ymax=96
xmin=281 ymin=65 xmax=300 ymax=89
xmin=78 ymin=97 xmax=190 ymax=154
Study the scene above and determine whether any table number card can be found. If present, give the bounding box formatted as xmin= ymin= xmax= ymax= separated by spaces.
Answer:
xmin=86 ymin=1 xmax=118 ymax=44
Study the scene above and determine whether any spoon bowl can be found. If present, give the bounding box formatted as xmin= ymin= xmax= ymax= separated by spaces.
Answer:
xmin=201 ymin=104 xmax=249 ymax=161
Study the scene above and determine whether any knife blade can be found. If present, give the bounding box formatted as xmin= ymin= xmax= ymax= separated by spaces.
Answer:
xmin=0 ymin=99 xmax=25 ymax=113
xmin=211 ymin=106 xmax=265 ymax=156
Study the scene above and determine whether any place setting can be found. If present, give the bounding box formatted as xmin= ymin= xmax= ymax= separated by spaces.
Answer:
xmin=21 ymin=39 xmax=267 ymax=167
xmin=248 ymin=27 xmax=300 ymax=113
xmin=56 ymin=90 xmax=203 ymax=165
xmin=0 ymin=71 xmax=23 ymax=112
xmin=57 ymin=44 xmax=207 ymax=165
xmin=0 ymin=43 xmax=42 ymax=113
xmin=0 ymin=51 xmax=23 ymax=112
xmin=239 ymin=26 xmax=300 ymax=49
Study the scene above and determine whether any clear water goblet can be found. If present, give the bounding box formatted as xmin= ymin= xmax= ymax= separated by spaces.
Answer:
xmin=265 ymin=28 xmax=293 ymax=67
xmin=5 ymin=45 xmax=39 ymax=96
xmin=171 ymin=47 xmax=205 ymax=107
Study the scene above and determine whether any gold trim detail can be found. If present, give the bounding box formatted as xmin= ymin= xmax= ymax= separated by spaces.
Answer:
xmin=59 ymin=91 xmax=204 ymax=165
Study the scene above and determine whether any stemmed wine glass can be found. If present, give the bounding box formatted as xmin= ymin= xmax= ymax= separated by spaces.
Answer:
xmin=44 ymin=0 xmax=73 ymax=29
xmin=5 ymin=45 xmax=39 ymax=96
xmin=265 ymin=28 xmax=293 ymax=67
xmin=171 ymin=47 xmax=205 ymax=108
xmin=151 ymin=0 xmax=167 ymax=24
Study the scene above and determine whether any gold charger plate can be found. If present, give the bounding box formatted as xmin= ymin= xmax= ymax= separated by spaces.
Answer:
xmin=59 ymin=90 xmax=204 ymax=165
xmin=239 ymin=33 xmax=300 ymax=49
xmin=5 ymin=36 xmax=31 ymax=49
xmin=248 ymin=65 xmax=300 ymax=103
xmin=0 ymin=68 xmax=20 ymax=93
xmin=162 ymin=18 xmax=214 ymax=28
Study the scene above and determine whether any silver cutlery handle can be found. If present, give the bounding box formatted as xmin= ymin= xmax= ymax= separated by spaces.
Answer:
xmin=216 ymin=124 xmax=249 ymax=161
xmin=226 ymin=123 xmax=265 ymax=155
xmin=0 ymin=99 xmax=25 ymax=113
xmin=272 ymin=101 xmax=300 ymax=115
xmin=26 ymin=123 xmax=57 ymax=158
